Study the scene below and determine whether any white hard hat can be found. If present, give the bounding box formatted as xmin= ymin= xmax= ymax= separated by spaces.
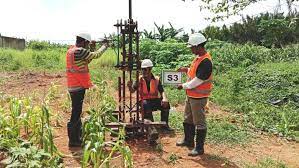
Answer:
xmin=141 ymin=59 xmax=153 ymax=68
xmin=187 ymin=33 xmax=207 ymax=47
xmin=77 ymin=33 xmax=91 ymax=42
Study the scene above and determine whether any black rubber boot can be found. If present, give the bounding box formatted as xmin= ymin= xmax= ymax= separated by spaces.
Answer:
xmin=76 ymin=121 xmax=83 ymax=142
xmin=188 ymin=128 xmax=207 ymax=156
xmin=161 ymin=110 xmax=174 ymax=132
xmin=67 ymin=122 xmax=82 ymax=147
xmin=176 ymin=123 xmax=195 ymax=148
xmin=144 ymin=111 xmax=154 ymax=122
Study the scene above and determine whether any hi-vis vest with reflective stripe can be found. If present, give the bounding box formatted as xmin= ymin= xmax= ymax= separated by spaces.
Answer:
xmin=139 ymin=76 xmax=160 ymax=100
xmin=66 ymin=45 xmax=92 ymax=90
xmin=186 ymin=53 xmax=213 ymax=98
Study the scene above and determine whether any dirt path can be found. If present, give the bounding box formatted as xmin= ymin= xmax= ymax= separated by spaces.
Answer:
xmin=0 ymin=72 xmax=298 ymax=168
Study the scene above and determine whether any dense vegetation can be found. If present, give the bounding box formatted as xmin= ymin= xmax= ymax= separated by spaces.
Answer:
xmin=139 ymin=38 xmax=299 ymax=140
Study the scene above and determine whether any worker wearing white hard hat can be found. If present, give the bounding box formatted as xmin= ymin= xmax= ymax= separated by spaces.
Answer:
xmin=65 ymin=32 xmax=110 ymax=147
xmin=141 ymin=59 xmax=154 ymax=68
xmin=77 ymin=33 xmax=92 ymax=42
xmin=187 ymin=33 xmax=207 ymax=47
xmin=128 ymin=59 xmax=173 ymax=139
xmin=176 ymin=33 xmax=213 ymax=157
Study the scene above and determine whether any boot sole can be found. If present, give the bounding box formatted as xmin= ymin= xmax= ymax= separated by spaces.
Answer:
xmin=188 ymin=151 xmax=204 ymax=156
xmin=176 ymin=143 xmax=194 ymax=148
xmin=188 ymin=153 xmax=204 ymax=156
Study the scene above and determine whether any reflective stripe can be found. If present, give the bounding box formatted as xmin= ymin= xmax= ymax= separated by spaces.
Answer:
xmin=189 ymin=89 xmax=212 ymax=94
xmin=202 ymin=79 xmax=213 ymax=84
xmin=140 ymin=93 xmax=158 ymax=97
xmin=187 ymin=78 xmax=213 ymax=84
xmin=66 ymin=68 xmax=89 ymax=73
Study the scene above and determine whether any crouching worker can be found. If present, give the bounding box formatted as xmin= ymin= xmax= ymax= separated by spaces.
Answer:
xmin=127 ymin=59 xmax=173 ymax=132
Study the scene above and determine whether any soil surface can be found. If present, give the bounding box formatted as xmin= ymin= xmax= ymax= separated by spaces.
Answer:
xmin=0 ymin=72 xmax=298 ymax=168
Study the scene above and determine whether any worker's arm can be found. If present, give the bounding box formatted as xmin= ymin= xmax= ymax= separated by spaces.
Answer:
xmin=182 ymin=77 xmax=204 ymax=89
xmin=74 ymin=44 xmax=108 ymax=65
xmin=178 ymin=59 xmax=212 ymax=90
xmin=127 ymin=81 xmax=137 ymax=93
xmin=157 ymin=80 xmax=168 ymax=102
xmin=85 ymin=44 xmax=108 ymax=62
xmin=157 ymin=79 xmax=170 ymax=108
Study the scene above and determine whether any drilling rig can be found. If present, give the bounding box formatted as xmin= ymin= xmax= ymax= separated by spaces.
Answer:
xmin=106 ymin=0 xmax=166 ymax=142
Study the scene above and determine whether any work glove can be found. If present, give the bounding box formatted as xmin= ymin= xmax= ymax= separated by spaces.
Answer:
xmin=127 ymin=81 xmax=133 ymax=88
xmin=89 ymin=40 xmax=96 ymax=52
xmin=177 ymin=84 xmax=183 ymax=90
xmin=127 ymin=81 xmax=135 ymax=92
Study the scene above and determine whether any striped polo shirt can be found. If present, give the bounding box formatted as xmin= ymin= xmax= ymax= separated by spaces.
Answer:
xmin=73 ymin=45 xmax=108 ymax=68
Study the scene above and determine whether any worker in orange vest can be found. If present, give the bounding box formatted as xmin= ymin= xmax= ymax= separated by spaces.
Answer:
xmin=66 ymin=33 xmax=109 ymax=147
xmin=127 ymin=59 xmax=173 ymax=132
xmin=176 ymin=33 xmax=212 ymax=156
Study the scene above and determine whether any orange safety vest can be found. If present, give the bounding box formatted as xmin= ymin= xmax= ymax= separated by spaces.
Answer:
xmin=139 ymin=76 xmax=160 ymax=100
xmin=66 ymin=45 xmax=92 ymax=90
xmin=186 ymin=53 xmax=213 ymax=98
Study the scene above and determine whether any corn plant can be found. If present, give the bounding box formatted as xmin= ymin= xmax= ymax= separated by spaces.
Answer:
xmin=82 ymin=82 xmax=133 ymax=168
xmin=0 ymin=92 xmax=62 ymax=167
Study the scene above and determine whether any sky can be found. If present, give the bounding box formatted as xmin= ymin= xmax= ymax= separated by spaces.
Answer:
xmin=0 ymin=0 xmax=296 ymax=44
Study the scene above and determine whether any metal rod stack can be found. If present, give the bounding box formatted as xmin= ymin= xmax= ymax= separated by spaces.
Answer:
xmin=114 ymin=0 xmax=141 ymax=124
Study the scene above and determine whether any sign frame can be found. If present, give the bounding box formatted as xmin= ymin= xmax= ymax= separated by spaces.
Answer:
xmin=161 ymin=70 xmax=183 ymax=85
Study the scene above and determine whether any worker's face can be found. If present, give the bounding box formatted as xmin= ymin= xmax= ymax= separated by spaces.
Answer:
xmin=190 ymin=45 xmax=201 ymax=55
xmin=142 ymin=67 xmax=152 ymax=78
xmin=83 ymin=40 xmax=90 ymax=50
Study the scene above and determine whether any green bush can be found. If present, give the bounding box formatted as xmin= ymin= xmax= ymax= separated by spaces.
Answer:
xmin=208 ymin=41 xmax=299 ymax=74
xmin=139 ymin=38 xmax=190 ymax=65
xmin=27 ymin=40 xmax=68 ymax=50
xmin=0 ymin=51 xmax=21 ymax=71
xmin=32 ymin=51 xmax=61 ymax=69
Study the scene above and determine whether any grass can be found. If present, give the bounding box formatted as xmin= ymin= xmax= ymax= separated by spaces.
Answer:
xmin=212 ymin=60 xmax=299 ymax=139
xmin=0 ymin=47 xmax=117 ymax=72
xmin=245 ymin=158 xmax=288 ymax=168
xmin=207 ymin=116 xmax=251 ymax=145
xmin=164 ymin=86 xmax=186 ymax=106
xmin=92 ymin=49 xmax=118 ymax=67
xmin=0 ymin=48 xmax=66 ymax=72
xmin=206 ymin=154 xmax=231 ymax=166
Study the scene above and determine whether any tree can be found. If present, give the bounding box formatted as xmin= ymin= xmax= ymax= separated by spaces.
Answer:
xmin=258 ymin=18 xmax=297 ymax=47
xmin=182 ymin=0 xmax=299 ymax=21
xmin=142 ymin=30 xmax=157 ymax=39
xmin=154 ymin=22 xmax=183 ymax=41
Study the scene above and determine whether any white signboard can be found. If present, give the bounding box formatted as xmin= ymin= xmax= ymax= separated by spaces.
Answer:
xmin=162 ymin=70 xmax=182 ymax=85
